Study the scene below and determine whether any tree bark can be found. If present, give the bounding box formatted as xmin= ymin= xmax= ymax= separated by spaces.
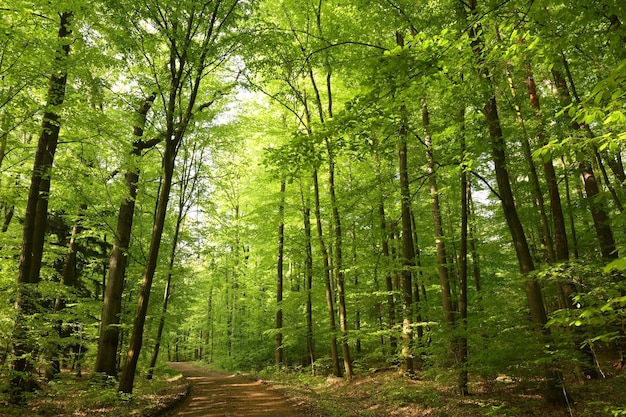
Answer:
xmin=552 ymin=68 xmax=617 ymax=259
xmin=275 ymin=180 xmax=286 ymax=370
xmin=423 ymin=101 xmax=456 ymax=332
xmin=146 ymin=144 xmax=199 ymax=379
xmin=397 ymin=99 xmax=414 ymax=376
xmin=461 ymin=0 xmax=566 ymax=404
xmin=458 ymin=107 xmax=469 ymax=395
xmin=524 ymin=63 xmax=569 ymax=261
xmin=300 ymin=182 xmax=316 ymax=374
xmin=312 ymin=169 xmax=342 ymax=377
xmin=10 ymin=11 xmax=72 ymax=403
xmin=504 ymin=61 xmax=555 ymax=263
xmin=95 ymin=93 xmax=156 ymax=377
xmin=119 ymin=141 xmax=176 ymax=394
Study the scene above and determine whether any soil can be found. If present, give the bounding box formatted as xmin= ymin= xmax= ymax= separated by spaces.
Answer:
xmin=163 ymin=362 xmax=309 ymax=417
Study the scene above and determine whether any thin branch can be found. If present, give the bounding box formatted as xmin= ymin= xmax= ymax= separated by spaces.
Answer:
xmin=470 ymin=170 xmax=502 ymax=201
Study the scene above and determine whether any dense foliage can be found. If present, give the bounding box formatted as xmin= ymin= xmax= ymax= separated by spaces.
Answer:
xmin=1 ymin=0 xmax=626 ymax=412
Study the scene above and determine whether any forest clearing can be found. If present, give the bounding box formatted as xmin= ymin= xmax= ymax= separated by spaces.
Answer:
xmin=1 ymin=0 xmax=626 ymax=415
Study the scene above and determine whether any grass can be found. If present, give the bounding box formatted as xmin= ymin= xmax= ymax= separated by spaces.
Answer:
xmin=258 ymin=366 xmax=626 ymax=417
xmin=2 ymin=362 xmax=626 ymax=417
xmin=0 ymin=366 xmax=188 ymax=417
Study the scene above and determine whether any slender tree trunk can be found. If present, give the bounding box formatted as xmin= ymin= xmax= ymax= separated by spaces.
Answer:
xmin=47 ymin=203 xmax=87 ymax=380
xmin=397 ymin=97 xmax=414 ymax=375
xmin=276 ymin=180 xmax=286 ymax=370
xmin=458 ymin=107 xmax=469 ymax=395
xmin=374 ymin=145 xmax=397 ymax=351
xmin=410 ymin=210 xmax=426 ymax=367
xmin=146 ymin=150 xmax=196 ymax=379
xmin=524 ymin=63 xmax=569 ymax=261
xmin=327 ymin=152 xmax=353 ymax=378
xmin=552 ymin=68 xmax=617 ymax=259
xmin=10 ymin=12 xmax=72 ymax=403
xmin=423 ymin=101 xmax=456 ymax=333
xmin=304 ymin=25 xmax=351 ymax=375
xmin=312 ymin=169 xmax=342 ymax=377
xmin=300 ymin=182 xmax=315 ymax=374
xmin=95 ymin=94 xmax=156 ymax=377
xmin=461 ymin=0 xmax=566 ymax=404
xmin=504 ymin=61 xmax=555 ymax=263
xmin=119 ymin=141 xmax=176 ymax=394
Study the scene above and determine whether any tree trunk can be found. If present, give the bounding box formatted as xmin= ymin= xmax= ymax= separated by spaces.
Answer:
xmin=458 ymin=107 xmax=469 ymax=396
xmin=146 ymin=147 xmax=197 ymax=379
xmin=552 ymin=68 xmax=617 ymax=259
xmin=504 ymin=61 xmax=555 ymax=263
xmin=10 ymin=11 xmax=72 ymax=403
xmin=312 ymin=169 xmax=342 ymax=377
xmin=119 ymin=142 xmax=176 ymax=394
xmin=524 ymin=63 xmax=569 ymax=261
xmin=300 ymin=182 xmax=315 ymax=374
xmin=374 ymin=144 xmax=397 ymax=352
xmin=461 ymin=0 xmax=566 ymax=404
xmin=423 ymin=101 xmax=456 ymax=333
xmin=275 ymin=180 xmax=286 ymax=370
xmin=397 ymin=100 xmax=414 ymax=376
xmin=95 ymin=93 xmax=156 ymax=377
xmin=327 ymin=151 xmax=353 ymax=378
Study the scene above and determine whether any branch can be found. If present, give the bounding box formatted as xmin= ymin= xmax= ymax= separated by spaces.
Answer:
xmin=470 ymin=170 xmax=502 ymax=201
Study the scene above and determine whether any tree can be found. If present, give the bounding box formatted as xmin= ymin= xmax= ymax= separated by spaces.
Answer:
xmin=94 ymin=94 xmax=157 ymax=377
xmin=10 ymin=9 xmax=72 ymax=403
xmin=117 ymin=0 xmax=243 ymax=393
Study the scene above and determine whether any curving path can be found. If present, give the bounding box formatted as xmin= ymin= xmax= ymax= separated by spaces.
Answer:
xmin=164 ymin=362 xmax=307 ymax=417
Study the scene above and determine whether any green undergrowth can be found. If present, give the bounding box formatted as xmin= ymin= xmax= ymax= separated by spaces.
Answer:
xmin=0 ymin=365 xmax=187 ymax=417
xmin=254 ymin=366 xmax=626 ymax=417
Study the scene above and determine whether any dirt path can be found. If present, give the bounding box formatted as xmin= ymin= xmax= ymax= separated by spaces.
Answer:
xmin=164 ymin=362 xmax=308 ymax=417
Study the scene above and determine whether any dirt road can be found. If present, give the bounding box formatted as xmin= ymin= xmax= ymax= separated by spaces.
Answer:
xmin=164 ymin=362 xmax=308 ymax=417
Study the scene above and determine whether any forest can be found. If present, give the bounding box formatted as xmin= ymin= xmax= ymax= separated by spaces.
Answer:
xmin=1 ymin=0 xmax=626 ymax=415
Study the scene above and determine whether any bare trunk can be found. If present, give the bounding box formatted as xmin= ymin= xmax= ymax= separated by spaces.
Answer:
xmin=505 ymin=61 xmax=555 ymax=263
xmin=10 ymin=12 xmax=72 ymax=403
xmin=95 ymin=94 xmax=156 ymax=377
xmin=423 ymin=101 xmax=455 ymax=331
xmin=275 ymin=181 xmax=286 ymax=370
xmin=461 ymin=0 xmax=566 ymax=404
xmin=300 ymin=182 xmax=315 ymax=374
xmin=313 ymin=169 xmax=342 ymax=377
xmin=118 ymin=143 xmax=176 ymax=394
xmin=397 ymin=99 xmax=414 ymax=375
xmin=458 ymin=107 xmax=469 ymax=395
xmin=552 ymin=68 xmax=617 ymax=259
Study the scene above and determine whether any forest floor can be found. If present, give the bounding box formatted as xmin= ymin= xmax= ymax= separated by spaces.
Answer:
xmin=2 ymin=362 xmax=626 ymax=416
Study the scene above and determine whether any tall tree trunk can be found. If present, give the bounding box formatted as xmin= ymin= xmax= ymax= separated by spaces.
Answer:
xmin=275 ymin=180 xmax=286 ymax=370
xmin=458 ymin=106 xmax=469 ymax=395
xmin=552 ymin=68 xmax=617 ymax=259
xmin=300 ymin=182 xmax=316 ymax=374
xmin=327 ymin=151 xmax=353 ymax=378
xmin=95 ymin=94 xmax=156 ymax=377
xmin=397 ymin=97 xmax=414 ymax=376
xmin=10 ymin=11 xmax=72 ymax=403
xmin=374 ymin=143 xmax=397 ymax=352
xmin=47 ymin=203 xmax=87 ymax=380
xmin=422 ymin=100 xmax=456 ymax=333
xmin=119 ymin=142 xmax=176 ymax=394
xmin=146 ymin=143 xmax=200 ymax=380
xmin=504 ymin=60 xmax=555 ymax=263
xmin=524 ymin=63 xmax=569 ymax=261
xmin=410 ymin=210 xmax=426 ymax=367
xmin=312 ymin=169 xmax=342 ymax=377
xmin=461 ymin=0 xmax=566 ymax=404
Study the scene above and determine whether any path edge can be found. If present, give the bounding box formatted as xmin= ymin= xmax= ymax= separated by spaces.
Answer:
xmin=142 ymin=373 xmax=190 ymax=417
